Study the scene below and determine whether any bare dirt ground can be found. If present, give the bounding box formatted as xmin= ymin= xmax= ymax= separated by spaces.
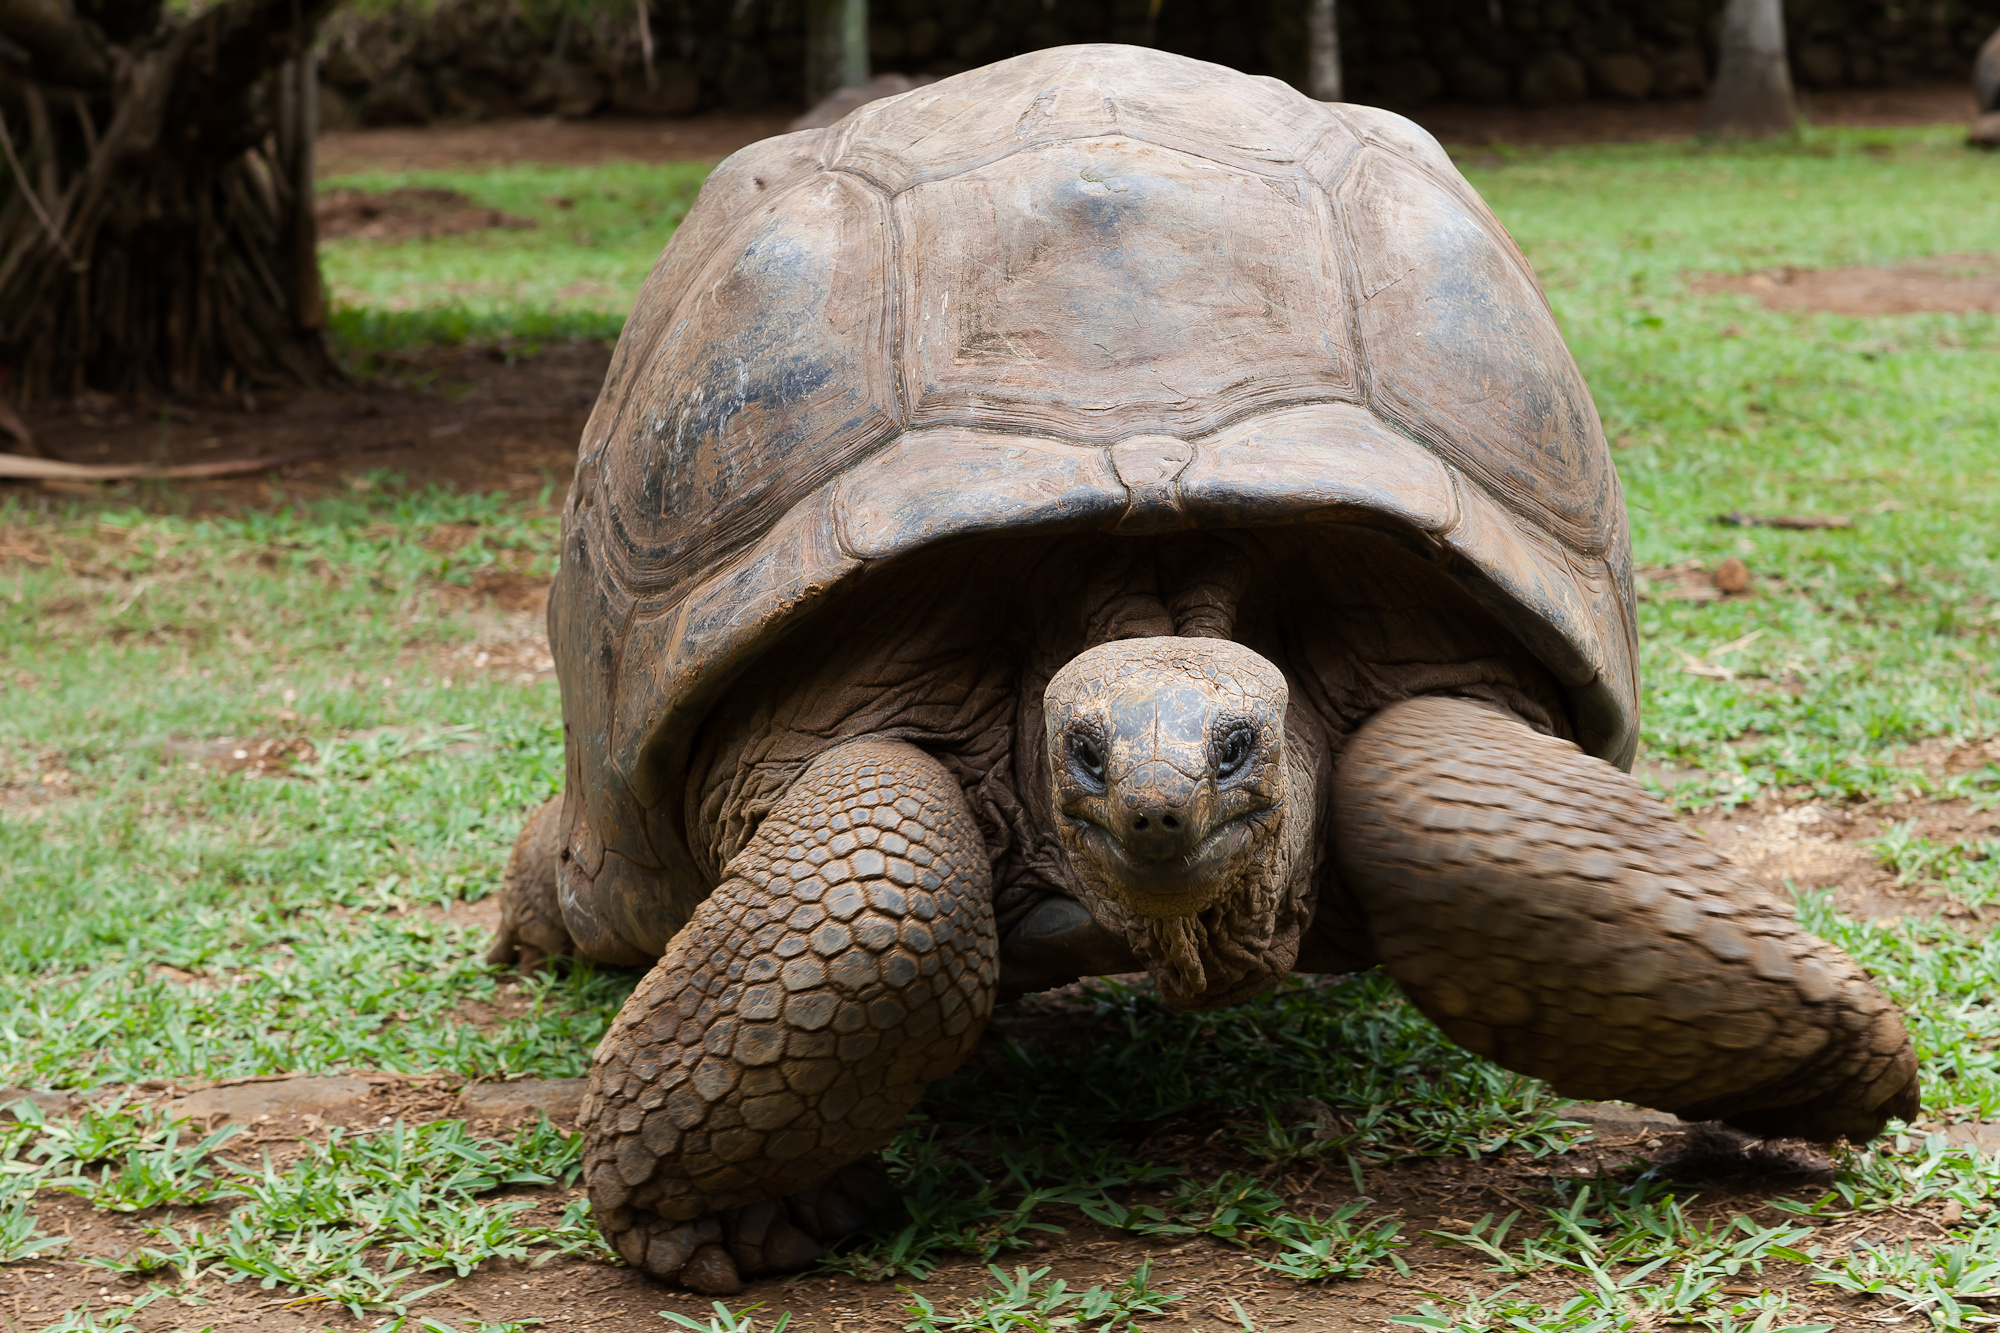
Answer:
xmin=1691 ymin=252 xmax=2000 ymax=316
xmin=6 ymin=342 xmax=607 ymax=511
xmin=0 ymin=1105 xmax=1916 ymax=1333
xmin=316 ymin=110 xmax=797 ymax=176
xmin=1417 ymin=80 xmax=1979 ymax=146
xmin=312 ymin=82 xmax=1981 ymax=179
xmin=316 ymin=186 xmax=539 ymax=242
xmin=1704 ymin=792 xmax=2000 ymax=926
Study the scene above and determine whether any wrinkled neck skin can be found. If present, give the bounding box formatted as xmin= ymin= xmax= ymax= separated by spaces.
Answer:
xmin=1044 ymin=637 xmax=1328 ymax=1010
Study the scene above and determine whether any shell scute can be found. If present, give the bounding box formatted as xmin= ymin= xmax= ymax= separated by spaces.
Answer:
xmin=828 ymin=45 xmax=1331 ymax=193
xmin=895 ymin=136 xmax=1361 ymax=441
xmin=1340 ymin=150 xmax=1613 ymax=555
xmin=578 ymin=130 xmax=832 ymax=480
xmin=1176 ymin=404 xmax=1457 ymax=534
xmin=601 ymin=171 xmax=897 ymax=593
xmin=833 ymin=432 xmax=1125 ymax=560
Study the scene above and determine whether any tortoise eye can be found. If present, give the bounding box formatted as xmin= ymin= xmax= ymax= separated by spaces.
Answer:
xmin=1070 ymin=734 xmax=1106 ymax=786
xmin=1216 ymin=728 xmax=1254 ymax=779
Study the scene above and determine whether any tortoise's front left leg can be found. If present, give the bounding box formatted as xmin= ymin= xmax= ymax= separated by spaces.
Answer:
xmin=580 ymin=738 xmax=997 ymax=1293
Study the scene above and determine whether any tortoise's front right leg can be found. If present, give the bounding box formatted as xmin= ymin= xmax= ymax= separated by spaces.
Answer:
xmin=580 ymin=738 xmax=997 ymax=1293
xmin=1334 ymin=696 xmax=1918 ymax=1143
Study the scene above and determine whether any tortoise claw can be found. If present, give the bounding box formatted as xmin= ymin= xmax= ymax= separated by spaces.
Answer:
xmin=613 ymin=1170 xmax=890 ymax=1291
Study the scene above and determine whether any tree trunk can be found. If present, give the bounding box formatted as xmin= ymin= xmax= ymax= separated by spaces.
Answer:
xmin=1307 ymin=0 xmax=1342 ymax=102
xmin=804 ymin=0 xmax=868 ymax=107
xmin=0 ymin=0 xmax=343 ymax=402
xmin=1701 ymin=0 xmax=1796 ymax=139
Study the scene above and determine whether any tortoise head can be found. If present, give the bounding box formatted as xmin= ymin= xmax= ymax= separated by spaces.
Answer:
xmin=1042 ymin=637 xmax=1290 ymax=923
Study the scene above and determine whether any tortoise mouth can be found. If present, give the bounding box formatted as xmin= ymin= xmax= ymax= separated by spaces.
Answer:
xmin=1068 ymin=812 xmax=1259 ymax=916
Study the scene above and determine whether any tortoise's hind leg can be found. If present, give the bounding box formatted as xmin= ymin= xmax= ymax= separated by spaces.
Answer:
xmin=486 ymin=796 xmax=575 ymax=972
xmin=581 ymin=738 xmax=998 ymax=1292
xmin=1334 ymin=696 xmax=1917 ymax=1143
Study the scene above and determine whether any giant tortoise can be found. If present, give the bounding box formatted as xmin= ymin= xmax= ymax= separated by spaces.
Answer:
xmin=489 ymin=44 xmax=1920 ymax=1293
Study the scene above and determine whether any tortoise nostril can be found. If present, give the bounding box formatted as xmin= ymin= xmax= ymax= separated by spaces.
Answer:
xmin=1132 ymin=815 xmax=1149 ymax=830
xmin=1161 ymin=814 xmax=1179 ymax=829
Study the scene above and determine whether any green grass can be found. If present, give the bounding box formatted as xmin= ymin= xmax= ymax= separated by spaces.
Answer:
xmin=1869 ymin=820 xmax=2000 ymax=907
xmin=1463 ymin=125 xmax=2000 ymax=810
xmin=8 ymin=123 xmax=2000 ymax=1329
xmin=319 ymin=162 xmax=710 ymax=357
xmin=899 ymin=1262 xmax=1184 ymax=1333
xmin=2 ymin=1093 xmax=603 ymax=1322
xmin=0 ymin=484 xmax=626 ymax=1088
xmin=815 ymin=971 xmax=1568 ymax=1284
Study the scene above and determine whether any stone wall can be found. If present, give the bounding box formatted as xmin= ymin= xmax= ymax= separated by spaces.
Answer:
xmin=317 ymin=0 xmax=2000 ymax=127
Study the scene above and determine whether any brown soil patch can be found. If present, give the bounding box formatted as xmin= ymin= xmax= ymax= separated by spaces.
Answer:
xmin=1901 ymin=733 xmax=2000 ymax=777
xmin=316 ymin=185 xmax=537 ymax=241
xmin=460 ymin=569 xmax=553 ymax=616
xmin=1638 ymin=560 xmax=1762 ymax=604
xmin=432 ymin=598 xmax=557 ymax=689
xmin=0 ymin=740 xmax=88 ymax=818
xmin=1 ymin=341 xmax=607 ymax=512
xmin=1408 ymin=80 xmax=1976 ymax=148
xmin=1698 ymin=801 xmax=1909 ymax=919
xmin=0 ymin=1058 xmax=1940 ymax=1333
xmin=162 ymin=735 xmax=319 ymax=776
xmin=307 ymin=82 xmax=1979 ymax=182
xmin=1695 ymin=793 xmax=2000 ymax=924
xmin=1691 ymin=253 xmax=2000 ymax=316
xmin=316 ymin=110 xmax=797 ymax=177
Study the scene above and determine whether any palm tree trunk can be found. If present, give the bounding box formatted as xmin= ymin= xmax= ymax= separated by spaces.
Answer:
xmin=1701 ymin=0 xmax=1796 ymax=139
xmin=0 ymin=0 xmax=342 ymax=401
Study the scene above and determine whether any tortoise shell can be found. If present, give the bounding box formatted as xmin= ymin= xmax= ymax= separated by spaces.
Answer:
xmin=550 ymin=44 xmax=1639 ymax=959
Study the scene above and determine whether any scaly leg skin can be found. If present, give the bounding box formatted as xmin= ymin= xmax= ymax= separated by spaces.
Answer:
xmin=1335 ymin=697 xmax=1918 ymax=1143
xmin=579 ymin=738 xmax=998 ymax=1293
xmin=485 ymin=795 xmax=575 ymax=972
